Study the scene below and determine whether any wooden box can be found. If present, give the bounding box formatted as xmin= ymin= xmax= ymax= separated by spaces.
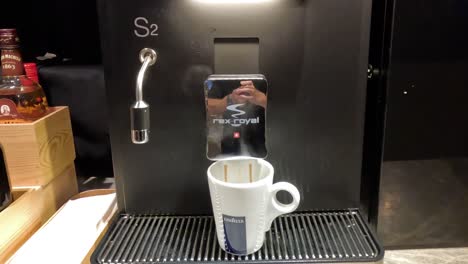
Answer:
xmin=0 ymin=164 xmax=78 ymax=262
xmin=0 ymin=107 xmax=75 ymax=187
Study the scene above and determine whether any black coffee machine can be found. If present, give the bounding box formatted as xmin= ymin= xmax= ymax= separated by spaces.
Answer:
xmin=93 ymin=0 xmax=384 ymax=263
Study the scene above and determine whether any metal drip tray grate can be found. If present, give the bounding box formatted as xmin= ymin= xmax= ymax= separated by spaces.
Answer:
xmin=92 ymin=210 xmax=383 ymax=263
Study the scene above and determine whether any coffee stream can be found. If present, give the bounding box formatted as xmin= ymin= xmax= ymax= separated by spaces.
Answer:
xmin=223 ymin=162 xmax=253 ymax=183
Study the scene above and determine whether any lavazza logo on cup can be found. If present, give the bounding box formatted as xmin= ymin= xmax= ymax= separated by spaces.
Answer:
xmin=222 ymin=215 xmax=247 ymax=254
xmin=207 ymin=157 xmax=301 ymax=255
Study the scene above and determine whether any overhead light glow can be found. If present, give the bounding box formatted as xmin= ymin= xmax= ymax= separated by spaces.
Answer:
xmin=194 ymin=0 xmax=272 ymax=4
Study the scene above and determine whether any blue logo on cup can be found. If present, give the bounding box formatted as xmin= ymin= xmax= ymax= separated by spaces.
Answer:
xmin=222 ymin=214 xmax=247 ymax=255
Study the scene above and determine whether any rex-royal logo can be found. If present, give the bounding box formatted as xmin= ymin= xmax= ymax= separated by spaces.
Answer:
xmin=213 ymin=103 xmax=260 ymax=127
xmin=226 ymin=104 xmax=246 ymax=118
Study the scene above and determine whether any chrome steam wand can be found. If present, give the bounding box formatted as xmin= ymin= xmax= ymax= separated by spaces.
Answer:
xmin=131 ymin=48 xmax=157 ymax=144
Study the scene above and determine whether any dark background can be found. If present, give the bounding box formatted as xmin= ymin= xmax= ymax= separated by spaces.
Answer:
xmin=1 ymin=0 xmax=467 ymax=248
xmin=383 ymin=0 xmax=468 ymax=160
xmin=1 ymin=0 xmax=101 ymax=64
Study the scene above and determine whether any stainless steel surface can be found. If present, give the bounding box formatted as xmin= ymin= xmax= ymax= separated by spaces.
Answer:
xmin=94 ymin=210 xmax=383 ymax=263
xmin=204 ymin=74 xmax=268 ymax=160
xmin=131 ymin=129 xmax=149 ymax=145
xmin=131 ymin=48 xmax=156 ymax=144
xmin=136 ymin=49 xmax=155 ymax=102
xmin=139 ymin=48 xmax=157 ymax=66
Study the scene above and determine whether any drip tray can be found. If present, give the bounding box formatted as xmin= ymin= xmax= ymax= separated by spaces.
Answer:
xmin=92 ymin=210 xmax=384 ymax=263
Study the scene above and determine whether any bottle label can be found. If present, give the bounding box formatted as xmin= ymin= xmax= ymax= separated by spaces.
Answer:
xmin=0 ymin=99 xmax=18 ymax=118
xmin=1 ymin=49 xmax=23 ymax=76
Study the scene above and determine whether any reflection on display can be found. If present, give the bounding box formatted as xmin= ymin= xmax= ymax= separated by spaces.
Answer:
xmin=205 ymin=74 xmax=267 ymax=160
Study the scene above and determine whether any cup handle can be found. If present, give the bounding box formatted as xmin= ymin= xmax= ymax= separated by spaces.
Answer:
xmin=265 ymin=182 xmax=301 ymax=231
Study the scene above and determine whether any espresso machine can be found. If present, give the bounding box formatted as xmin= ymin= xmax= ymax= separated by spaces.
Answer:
xmin=92 ymin=0 xmax=384 ymax=263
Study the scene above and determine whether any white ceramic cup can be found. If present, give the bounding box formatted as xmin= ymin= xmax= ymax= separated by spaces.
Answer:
xmin=207 ymin=157 xmax=300 ymax=255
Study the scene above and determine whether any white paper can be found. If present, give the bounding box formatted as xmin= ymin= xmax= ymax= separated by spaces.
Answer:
xmin=9 ymin=193 xmax=116 ymax=264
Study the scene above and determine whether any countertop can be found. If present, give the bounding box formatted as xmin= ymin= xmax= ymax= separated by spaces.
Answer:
xmin=384 ymin=247 xmax=468 ymax=264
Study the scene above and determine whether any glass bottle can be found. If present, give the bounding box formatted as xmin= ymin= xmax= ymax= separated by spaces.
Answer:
xmin=0 ymin=29 xmax=48 ymax=123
